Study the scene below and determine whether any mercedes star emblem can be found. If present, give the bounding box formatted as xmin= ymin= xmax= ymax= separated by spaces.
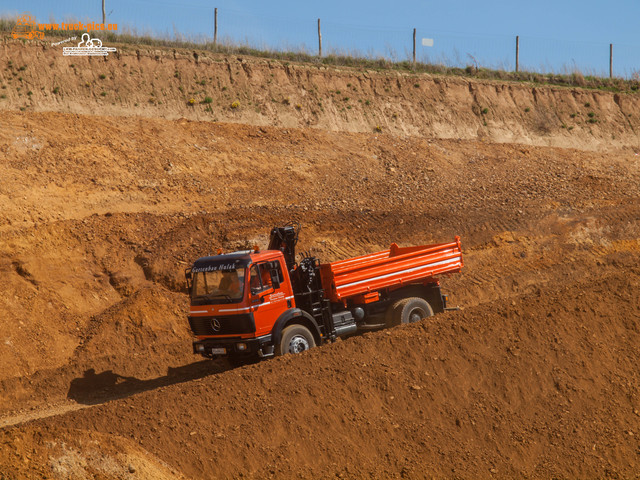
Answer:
xmin=211 ymin=318 xmax=221 ymax=332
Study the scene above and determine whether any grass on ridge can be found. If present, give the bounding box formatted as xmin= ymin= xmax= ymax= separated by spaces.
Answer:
xmin=1 ymin=16 xmax=638 ymax=94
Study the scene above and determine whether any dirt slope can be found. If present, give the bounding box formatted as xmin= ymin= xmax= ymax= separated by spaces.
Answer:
xmin=1 ymin=35 xmax=640 ymax=151
xmin=0 ymin=37 xmax=640 ymax=479
xmin=2 ymin=265 xmax=640 ymax=479
xmin=0 ymin=108 xmax=639 ymax=478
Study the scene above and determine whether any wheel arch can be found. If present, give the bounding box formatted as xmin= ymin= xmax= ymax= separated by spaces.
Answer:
xmin=272 ymin=308 xmax=322 ymax=348
xmin=387 ymin=282 xmax=444 ymax=313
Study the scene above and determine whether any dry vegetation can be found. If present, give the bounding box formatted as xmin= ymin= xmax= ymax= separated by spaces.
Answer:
xmin=1 ymin=15 xmax=639 ymax=93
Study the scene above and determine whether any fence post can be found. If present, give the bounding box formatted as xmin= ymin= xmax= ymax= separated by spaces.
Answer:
xmin=610 ymin=43 xmax=613 ymax=78
xmin=317 ymin=19 xmax=322 ymax=57
xmin=413 ymin=28 xmax=416 ymax=65
xmin=214 ymin=8 xmax=218 ymax=45
xmin=515 ymin=35 xmax=519 ymax=72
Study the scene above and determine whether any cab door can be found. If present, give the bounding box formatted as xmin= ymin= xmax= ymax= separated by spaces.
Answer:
xmin=249 ymin=260 xmax=290 ymax=336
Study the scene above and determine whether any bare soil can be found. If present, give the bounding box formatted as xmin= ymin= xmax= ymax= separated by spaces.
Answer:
xmin=0 ymin=36 xmax=640 ymax=479
xmin=2 ymin=36 xmax=640 ymax=151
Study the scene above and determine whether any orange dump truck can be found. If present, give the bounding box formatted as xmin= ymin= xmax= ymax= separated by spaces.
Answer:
xmin=186 ymin=224 xmax=462 ymax=360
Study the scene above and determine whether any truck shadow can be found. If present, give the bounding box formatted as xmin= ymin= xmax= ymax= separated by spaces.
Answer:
xmin=67 ymin=360 xmax=233 ymax=405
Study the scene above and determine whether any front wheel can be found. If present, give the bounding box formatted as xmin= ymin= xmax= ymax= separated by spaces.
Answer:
xmin=276 ymin=324 xmax=316 ymax=356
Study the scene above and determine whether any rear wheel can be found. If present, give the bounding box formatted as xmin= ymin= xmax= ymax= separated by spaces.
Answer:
xmin=276 ymin=324 xmax=316 ymax=356
xmin=387 ymin=297 xmax=433 ymax=327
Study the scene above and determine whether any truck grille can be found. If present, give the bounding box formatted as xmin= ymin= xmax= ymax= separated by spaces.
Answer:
xmin=188 ymin=314 xmax=255 ymax=336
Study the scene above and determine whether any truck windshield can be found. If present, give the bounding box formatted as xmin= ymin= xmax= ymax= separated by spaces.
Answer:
xmin=191 ymin=268 xmax=245 ymax=303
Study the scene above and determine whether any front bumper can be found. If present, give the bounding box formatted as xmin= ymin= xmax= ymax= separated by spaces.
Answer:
xmin=193 ymin=334 xmax=273 ymax=358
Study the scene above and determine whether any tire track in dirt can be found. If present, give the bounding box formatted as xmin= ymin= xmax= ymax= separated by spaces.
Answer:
xmin=0 ymin=358 xmax=234 ymax=429
xmin=0 ymin=401 xmax=90 ymax=430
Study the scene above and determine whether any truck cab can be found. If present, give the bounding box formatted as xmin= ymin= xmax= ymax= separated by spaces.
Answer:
xmin=186 ymin=248 xmax=300 ymax=360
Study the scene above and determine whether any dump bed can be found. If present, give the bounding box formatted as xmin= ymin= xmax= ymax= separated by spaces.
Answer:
xmin=319 ymin=237 xmax=463 ymax=303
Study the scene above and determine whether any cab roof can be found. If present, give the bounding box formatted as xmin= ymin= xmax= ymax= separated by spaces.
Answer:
xmin=191 ymin=250 xmax=282 ymax=271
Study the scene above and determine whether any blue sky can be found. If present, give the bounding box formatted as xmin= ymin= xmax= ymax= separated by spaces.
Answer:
xmin=4 ymin=0 xmax=640 ymax=77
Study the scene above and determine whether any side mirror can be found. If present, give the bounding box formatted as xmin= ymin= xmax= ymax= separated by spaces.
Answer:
xmin=185 ymin=268 xmax=193 ymax=292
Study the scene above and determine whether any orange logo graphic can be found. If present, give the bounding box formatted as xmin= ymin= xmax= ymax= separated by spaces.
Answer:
xmin=11 ymin=13 xmax=44 ymax=40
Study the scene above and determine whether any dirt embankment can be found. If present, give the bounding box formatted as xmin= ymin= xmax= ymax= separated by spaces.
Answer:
xmin=2 ymin=265 xmax=640 ymax=479
xmin=0 ymin=106 xmax=638 ymax=457
xmin=1 ymin=35 xmax=640 ymax=151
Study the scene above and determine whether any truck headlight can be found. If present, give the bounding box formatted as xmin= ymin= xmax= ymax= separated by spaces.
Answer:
xmin=236 ymin=343 xmax=247 ymax=351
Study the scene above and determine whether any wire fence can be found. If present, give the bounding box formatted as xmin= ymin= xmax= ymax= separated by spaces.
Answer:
xmin=4 ymin=1 xmax=640 ymax=79
xmin=209 ymin=9 xmax=640 ymax=79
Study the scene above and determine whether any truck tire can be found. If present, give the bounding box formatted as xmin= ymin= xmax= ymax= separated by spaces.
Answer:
xmin=387 ymin=297 xmax=433 ymax=327
xmin=276 ymin=324 xmax=316 ymax=356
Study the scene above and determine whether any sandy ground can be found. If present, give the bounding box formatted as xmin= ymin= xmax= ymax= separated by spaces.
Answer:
xmin=0 ymin=36 xmax=640 ymax=479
